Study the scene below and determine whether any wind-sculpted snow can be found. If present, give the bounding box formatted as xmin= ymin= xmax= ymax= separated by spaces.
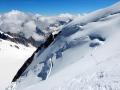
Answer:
xmin=66 ymin=1 xmax=120 ymax=28
xmin=7 ymin=1 xmax=120 ymax=90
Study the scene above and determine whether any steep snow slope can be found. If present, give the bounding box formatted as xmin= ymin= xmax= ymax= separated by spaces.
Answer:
xmin=0 ymin=39 xmax=36 ymax=90
xmin=10 ymin=1 xmax=120 ymax=90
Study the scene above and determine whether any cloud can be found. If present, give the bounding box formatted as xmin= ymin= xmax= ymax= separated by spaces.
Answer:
xmin=0 ymin=10 xmax=78 ymax=41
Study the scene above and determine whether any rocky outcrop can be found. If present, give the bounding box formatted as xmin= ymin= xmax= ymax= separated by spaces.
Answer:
xmin=12 ymin=32 xmax=60 ymax=82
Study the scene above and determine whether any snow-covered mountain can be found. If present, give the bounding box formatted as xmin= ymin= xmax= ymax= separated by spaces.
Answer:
xmin=0 ymin=11 xmax=77 ymax=47
xmin=6 ymin=1 xmax=120 ymax=90
xmin=0 ymin=10 xmax=80 ymax=90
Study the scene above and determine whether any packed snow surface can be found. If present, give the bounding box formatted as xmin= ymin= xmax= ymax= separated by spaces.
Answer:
xmin=0 ymin=39 xmax=36 ymax=90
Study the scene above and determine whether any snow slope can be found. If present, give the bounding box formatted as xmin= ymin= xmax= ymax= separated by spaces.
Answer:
xmin=0 ymin=39 xmax=36 ymax=90
xmin=9 ymin=1 xmax=120 ymax=90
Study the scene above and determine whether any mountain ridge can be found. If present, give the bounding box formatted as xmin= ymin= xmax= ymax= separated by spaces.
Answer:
xmin=5 ymin=1 xmax=120 ymax=90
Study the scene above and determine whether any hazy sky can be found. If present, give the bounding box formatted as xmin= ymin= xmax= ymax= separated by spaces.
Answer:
xmin=0 ymin=0 xmax=119 ymax=15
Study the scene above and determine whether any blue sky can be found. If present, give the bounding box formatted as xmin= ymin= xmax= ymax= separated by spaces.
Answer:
xmin=0 ymin=0 xmax=119 ymax=15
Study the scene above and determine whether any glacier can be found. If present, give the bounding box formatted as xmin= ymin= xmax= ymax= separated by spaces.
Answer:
xmin=5 ymin=1 xmax=120 ymax=90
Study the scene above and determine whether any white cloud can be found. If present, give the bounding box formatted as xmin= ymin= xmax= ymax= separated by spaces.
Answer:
xmin=0 ymin=10 xmax=78 ymax=41
xmin=22 ymin=21 xmax=36 ymax=39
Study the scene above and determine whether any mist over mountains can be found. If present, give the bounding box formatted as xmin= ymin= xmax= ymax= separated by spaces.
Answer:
xmin=0 ymin=10 xmax=83 ymax=47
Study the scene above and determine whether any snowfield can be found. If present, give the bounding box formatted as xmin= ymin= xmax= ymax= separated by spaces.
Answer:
xmin=3 ymin=1 xmax=120 ymax=90
xmin=0 ymin=39 xmax=36 ymax=90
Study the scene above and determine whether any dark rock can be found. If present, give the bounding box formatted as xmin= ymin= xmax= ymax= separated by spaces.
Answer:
xmin=12 ymin=32 xmax=60 ymax=82
xmin=0 ymin=32 xmax=8 ymax=40
xmin=14 ymin=45 xmax=19 ymax=49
